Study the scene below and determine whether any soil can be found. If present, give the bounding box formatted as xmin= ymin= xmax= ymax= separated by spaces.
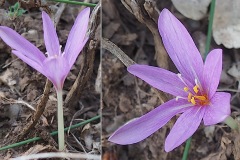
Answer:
xmin=102 ymin=1 xmax=240 ymax=160
xmin=0 ymin=0 xmax=240 ymax=160
xmin=0 ymin=1 xmax=100 ymax=159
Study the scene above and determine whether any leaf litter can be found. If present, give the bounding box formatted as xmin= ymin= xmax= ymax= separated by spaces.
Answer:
xmin=0 ymin=1 xmax=100 ymax=158
xmin=102 ymin=0 xmax=240 ymax=159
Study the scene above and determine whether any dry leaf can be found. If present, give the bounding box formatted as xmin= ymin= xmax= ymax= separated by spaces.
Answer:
xmin=213 ymin=0 xmax=240 ymax=48
xmin=102 ymin=151 xmax=117 ymax=160
xmin=228 ymin=63 xmax=240 ymax=80
xmin=119 ymin=93 xmax=131 ymax=113
xmin=105 ymin=115 xmax=124 ymax=133
xmin=233 ymin=133 xmax=240 ymax=160
xmin=200 ymin=151 xmax=227 ymax=160
xmin=172 ymin=0 xmax=211 ymax=20
xmin=204 ymin=126 xmax=215 ymax=142
xmin=21 ymin=145 xmax=53 ymax=155
xmin=112 ymin=33 xmax=138 ymax=46
xmin=0 ymin=69 xmax=16 ymax=86
xmin=103 ymin=22 xmax=120 ymax=39
xmin=220 ymin=71 xmax=234 ymax=85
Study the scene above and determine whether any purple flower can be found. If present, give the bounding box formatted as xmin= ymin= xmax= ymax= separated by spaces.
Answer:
xmin=0 ymin=8 xmax=90 ymax=91
xmin=108 ymin=9 xmax=231 ymax=152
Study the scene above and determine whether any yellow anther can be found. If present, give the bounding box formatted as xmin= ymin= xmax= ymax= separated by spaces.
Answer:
xmin=184 ymin=87 xmax=189 ymax=92
xmin=193 ymin=85 xmax=199 ymax=94
xmin=188 ymin=93 xmax=192 ymax=102
xmin=190 ymin=97 xmax=196 ymax=105
xmin=194 ymin=96 xmax=206 ymax=101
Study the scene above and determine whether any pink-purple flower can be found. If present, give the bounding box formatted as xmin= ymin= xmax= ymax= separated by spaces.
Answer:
xmin=0 ymin=8 xmax=90 ymax=91
xmin=109 ymin=9 xmax=231 ymax=152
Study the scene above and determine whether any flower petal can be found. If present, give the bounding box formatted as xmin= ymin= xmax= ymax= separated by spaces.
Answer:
xmin=203 ymin=92 xmax=231 ymax=125
xmin=109 ymin=99 xmax=192 ymax=145
xmin=12 ymin=50 xmax=44 ymax=75
xmin=43 ymin=56 xmax=70 ymax=90
xmin=158 ymin=9 xmax=204 ymax=83
xmin=64 ymin=37 xmax=88 ymax=67
xmin=128 ymin=64 xmax=193 ymax=97
xmin=42 ymin=11 xmax=60 ymax=56
xmin=165 ymin=106 xmax=205 ymax=152
xmin=64 ymin=7 xmax=90 ymax=67
xmin=203 ymin=49 xmax=222 ymax=98
xmin=0 ymin=26 xmax=45 ymax=64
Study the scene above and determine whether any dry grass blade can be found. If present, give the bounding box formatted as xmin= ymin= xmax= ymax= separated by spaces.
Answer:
xmin=1 ymin=97 xmax=35 ymax=111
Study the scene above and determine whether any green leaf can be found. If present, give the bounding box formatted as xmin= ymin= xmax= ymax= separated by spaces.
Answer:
xmin=17 ymin=9 xmax=26 ymax=16
xmin=13 ymin=2 xmax=20 ymax=10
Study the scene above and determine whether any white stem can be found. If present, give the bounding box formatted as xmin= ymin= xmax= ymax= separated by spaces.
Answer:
xmin=57 ymin=90 xmax=65 ymax=150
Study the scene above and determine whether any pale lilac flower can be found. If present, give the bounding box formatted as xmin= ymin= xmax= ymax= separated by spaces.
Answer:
xmin=109 ymin=9 xmax=231 ymax=152
xmin=0 ymin=8 xmax=90 ymax=91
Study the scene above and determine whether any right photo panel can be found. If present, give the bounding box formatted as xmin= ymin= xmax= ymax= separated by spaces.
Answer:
xmin=102 ymin=0 xmax=240 ymax=160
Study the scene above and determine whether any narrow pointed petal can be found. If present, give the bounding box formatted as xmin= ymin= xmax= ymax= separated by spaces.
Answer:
xmin=109 ymin=99 xmax=192 ymax=145
xmin=203 ymin=92 xmax=231 ymax=125
xmin=0 ymin=26 xmax=45 ymax=64
xmin=64 ymin=7 xmax=90 ymax=67
xmin=43 ymin=56 xmax=70 ymax=90
xmin=165 ymin=106 xmax=205 ymax=152
xmin=128 ymin=64 xmax=193 ymax=97
xmin=64 ymin=37 xmax=88 ymax=67
xmin=42 ymin=11 xmax=60 ymax=56
xmin=203 ymin=49 xmax=222 ymax=98
xmin=12 ymin=50 xmax=44 ymax=74
xmin=158 ymin=9 xmax=204 ymax=83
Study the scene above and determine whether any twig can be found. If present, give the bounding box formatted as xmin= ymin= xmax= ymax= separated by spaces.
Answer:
xmin=1 ymin=97 xmax=35 ymax=111
xmin=144 ymin=0 xmax=160 ymax=24
xmin=102 ymin=38 xmax=168 ymax=103
xmin=48 ymin=0 xmax=97 ymax=7
xmin=102 ymin=38 xmax=135 ymax=67
xmin=121 ymin=0 xmax=169 ymax=69
xmin=54 ymin=3 xmax=66 ymax=26
xmin=70 ymin=132 xmax=87 ymax=153
xmin=16 ymin=79 xmax=52 ymax=141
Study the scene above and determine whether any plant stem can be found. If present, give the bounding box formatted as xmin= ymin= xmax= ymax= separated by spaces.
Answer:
xmin=57 ymin=90 xmax=65 ymax=151
xmin=204 ymin=0 xmax=216 ymax=58
xmin=48 ymin=0 xmax=97 ymax=7
xmin=0 ymin=115 xmax=100 ymax=151
xmin=182 ymin=137 xmax=192 ymax=160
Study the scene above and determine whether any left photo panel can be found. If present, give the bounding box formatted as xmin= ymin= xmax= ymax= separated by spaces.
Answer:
xmin=0 ymin=1 xmax=100 ymax=159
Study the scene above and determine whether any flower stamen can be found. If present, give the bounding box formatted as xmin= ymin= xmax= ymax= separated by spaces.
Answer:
xmin=176 ymin=96 xmax=187 ymax=101
xmin=194 ymin=96 xmax=206 ymax=101
xmin=190 ymin=97 xmax=196 ymax=105
xmin=184 ymin=87 xmax=189 ymax=92
xmin=183 ymin=84 xmax=209 ymax=106
xmin=177 ymin=74 xmax=209 ymax=106
xmin=177 ymin=73 xmax=188 ymax=86
xmin=193 ymin=85 xmax=199 ymax=93
xmin=188 ymin=93 xmax=192 ymax=101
